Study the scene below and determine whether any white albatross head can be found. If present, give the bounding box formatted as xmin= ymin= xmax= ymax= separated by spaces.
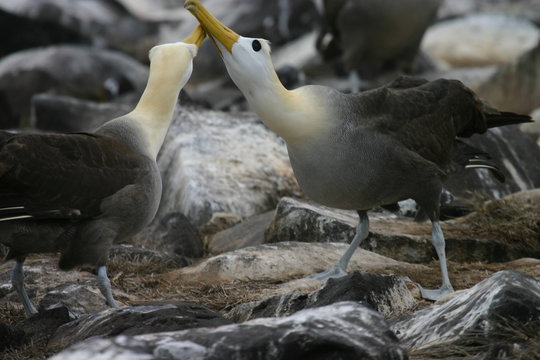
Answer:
xmin=184 ymin=0 xmax=283 ymax=100
xmin=125 ymin=25 xmax=206 ymax=158
xmin=184 ymin=0 xmax=332 ymax=144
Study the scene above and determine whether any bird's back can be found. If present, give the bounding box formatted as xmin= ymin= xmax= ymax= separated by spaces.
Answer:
xmin=287 ymin=77 xmax=529 ymax=210
xmin=323 ymin=0 xmax=441 ymax=76
xmin=0 ymin=121 xmax=162 ymax=267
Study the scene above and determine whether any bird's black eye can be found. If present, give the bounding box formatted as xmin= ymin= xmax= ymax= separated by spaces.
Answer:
xmin=252 ymin=40 xmax=262 ymax=52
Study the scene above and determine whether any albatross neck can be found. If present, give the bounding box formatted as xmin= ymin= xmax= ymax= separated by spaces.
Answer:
xmin=129 ymin=55 xmax=191 ymax=159
xmin=240 ymin=71 xmax=329 ymax=145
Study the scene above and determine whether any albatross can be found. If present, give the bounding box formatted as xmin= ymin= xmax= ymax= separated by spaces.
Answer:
xmin=314 ymin=0 xmax=441 ymax=92
xmin=185 ymin=0 xmax=532 ymax=300
xmin=0 ymin=26 xmax=205 ymax=316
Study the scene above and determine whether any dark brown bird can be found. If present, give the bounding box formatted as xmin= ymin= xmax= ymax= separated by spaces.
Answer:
xmin=0 ymin=26 xmax=205 ymax=316
xmin=314 ymin=0 xmax=441 ymax=91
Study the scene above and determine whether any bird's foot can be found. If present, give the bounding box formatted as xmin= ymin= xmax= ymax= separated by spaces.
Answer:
xmin=418 ymin=284 xmax=454 ymax=301
xmin=23 ymin=303 xmax=38 ymax=318
xmin=307 ymin=265 xmax=348 ymax=281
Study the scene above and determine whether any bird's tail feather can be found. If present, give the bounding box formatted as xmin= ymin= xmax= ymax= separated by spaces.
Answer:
xmin=0 ymin=206 xmax=32 ymax=222
xmin=485 ymin=111 xmax=532 ymax=128
xmin=465 ymin=159 xmax=505 ymax=182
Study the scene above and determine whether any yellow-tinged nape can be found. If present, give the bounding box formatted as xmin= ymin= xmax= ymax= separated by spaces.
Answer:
xmin=128 ymin=26 xmax=206 ymax=158
xmin=184 ymin=0 xmax=331 ymax=145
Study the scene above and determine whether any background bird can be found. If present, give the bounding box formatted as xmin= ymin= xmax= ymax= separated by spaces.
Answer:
xmin=0 ymin=26 xmax=205 ymax=317
xmin=185 ymin=0 xmax=532 ymax=300
xmin=314 ymin=0 xmax=441 ymax=92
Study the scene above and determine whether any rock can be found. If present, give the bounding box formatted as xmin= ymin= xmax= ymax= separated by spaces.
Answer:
xmin=438 ymin=0 xmax=540 ymax=25
xmin=208 ymin=211 xmax=274 ymax=255
xmin=276 ymin=65 xmax=309 ymax=91
xmin=0 ymin=0 xmax=161 ymax=62
xmin=476 ymin=41 xmax=540 ymax=114
xmin=227 ymin=272 xmax=416 ymax=322
xmin=114 ymin=0 xmax=186 ymax=22
xmin=48 ymin=302 xmax=232 ymax=352
xmin=422 ymin=13 xmax=540 ymax=68
xmin=392 ymin=270 xmax=540 ymax=357
xmin=272 ymin=31 xmax=320 ymax=73
xmin=50 ymin=302 xmax=408 ymax=360
xmin=31 ymin=93 xmax=134 ymax=132
xmin=445 ymin=126 xmax=540 ymax=198
xmin=0 ymin=322 xmax=25 ymax=351
xmin=133 ymin=212 xmax=203 ymax=259
xmin=0 ymin=257 xmax=128 ymax=315
xmin=264 ymin=197 xmax=539 ymax=264
xmin=155 ymin=107 xmax=301 ymax=228
xmin=18 ymin=306 xmax=72 ymax=346
xmin=264 ymin=197 xmax=358 ymax=245
xmin=38 ymin=284 xmax=115 ymax=316
xmin=159 ymin=241 xmax=428 ymax=285
xmin=424 ymin=65 xmax=498 ymax=91
xmin=0 ymin=8 xmax=85 ymax=59
xmin=0 ymin=45 xmax=148 ymax=128
xmin=521 ymin=108 xmax=540 ymax=144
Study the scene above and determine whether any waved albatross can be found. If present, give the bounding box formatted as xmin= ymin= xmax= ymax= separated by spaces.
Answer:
xmin=185 ymin=0 xmax=532 ymax=300
xmin=0 ymin=26 xmax=205 ymax=316
xmin=314 ymin=0 xmax=441 ymax=91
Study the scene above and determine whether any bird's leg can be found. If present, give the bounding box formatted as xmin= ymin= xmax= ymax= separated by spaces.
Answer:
xmin=11 ymin=260 xmax=38 ymax=317
xmin=348 ymin=71 xmax=362 ymax=93
xmin=309 ymin=211 xmax=369 ymax=280
xmin=419 ymin=221 xmax=454 ymax=300
xmin=277 ymin=0 xmax=290 ymax=39
xmin=96 ymin=266 xmax=118 ymax=308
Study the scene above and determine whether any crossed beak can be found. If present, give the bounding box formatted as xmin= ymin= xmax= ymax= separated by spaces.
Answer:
xmin=184 ymin=0 xmax=240 ymax=54
xmin=182 ymin=24 xmax=207 ymax=48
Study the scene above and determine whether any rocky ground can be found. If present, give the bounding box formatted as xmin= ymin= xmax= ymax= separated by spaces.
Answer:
xmin=0 ymin=0 xmax=539 ymax=359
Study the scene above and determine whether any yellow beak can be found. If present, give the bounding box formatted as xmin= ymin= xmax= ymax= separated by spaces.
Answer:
xmin=184 ymin=0 xmax=240 ymax=54
xmin=182 ymin=24 xmax=207 ymax=48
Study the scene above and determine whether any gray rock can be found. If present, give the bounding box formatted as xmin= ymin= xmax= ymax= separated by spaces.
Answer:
xmin=0 ymin=322 xmax=25 ymax=351
xmin=0 ymin=257 xmax=128 ymax=315
xmin=48 ymin=302 xmax=232 ymax=353
xmin=264 ymin=197 xmax=358 ymax=246
xmin=114 ymin=0 xmax=187 ymax=22
xmin=31 ymin=93 xmax=134 ymax=132
xmin=0 ymin=45 xmax=148 ymax=128
xmin=133 ymin=212 xmax=203 ymax=259
xmin=160 ymin=241 xmax=428 ymax=284
xmin=208 ymin=211 xmax=274 ymax=255
xmin=423 ymin=66 xmax=498 ymax=91
xmin=156 ymin=107 xmax=301 ymax=228
xmin=521 ymin=107 xmax=540 ymax=143
xmin=50 ymin=302 xmax=408 ymax=360
xmin=438 ymin=0 xmax=540 ymax=25
xmin=38 ymin=284 xmax=114 ymax=315
xmin=0 ymin=0 xmax=160 ymax=62
xmin=0 ymin=306 xmax=71 ymax=352
xmin=444 ymin=126 xmax=540 ymax=198
xmin=422 ymin=13 xmax=540 ymax=68
xmin=0 ymin=8 xmax=85 ymax=63
xmin=227 ymin=272 xmax=416 ymax=322
xmin=264 ymin=197 xmax=539 ymax=264
xmin=476 ymin=40 xmax=540 ymax=114
xmin=392 ymin=270 xmax=540 ymax=356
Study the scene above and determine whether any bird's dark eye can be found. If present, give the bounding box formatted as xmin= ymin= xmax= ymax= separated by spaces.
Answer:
xmin=252 ymin=40 xmax=262 ymax=52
